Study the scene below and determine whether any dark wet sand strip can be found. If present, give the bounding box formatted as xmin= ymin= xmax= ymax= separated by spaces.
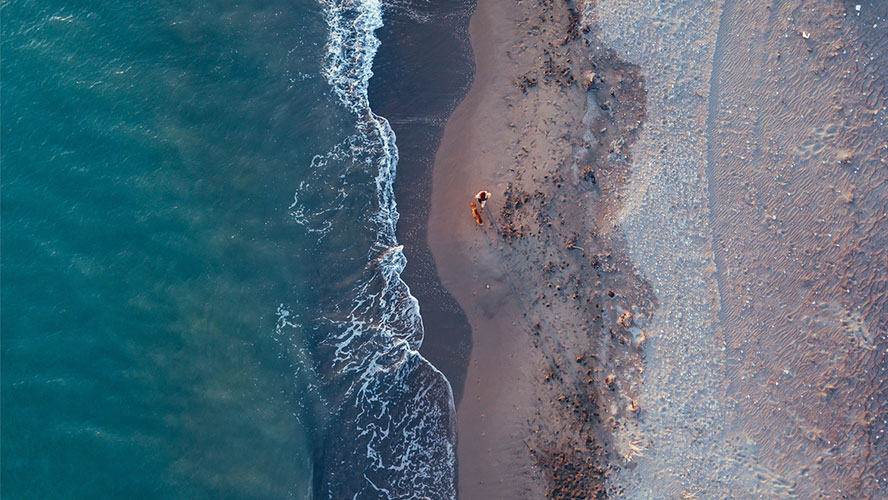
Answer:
xmin=369 ymin=0 xmax=476 ymax=404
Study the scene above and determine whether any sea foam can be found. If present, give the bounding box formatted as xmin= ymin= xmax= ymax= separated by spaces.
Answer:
xmin=285 ymin=0 xmax=458 ymax=497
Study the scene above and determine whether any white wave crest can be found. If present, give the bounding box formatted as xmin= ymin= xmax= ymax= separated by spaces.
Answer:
xmin=287 ymin=1 xmax=460 ymax=498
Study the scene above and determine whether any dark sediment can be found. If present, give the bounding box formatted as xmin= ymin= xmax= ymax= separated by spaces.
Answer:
xmin=428 ymin=0 xmax=657 ymax=497
xmin=368 ymin=0 xmax=476 ymax=404
xmin=498 ymin=3 xmax=655 ymax=497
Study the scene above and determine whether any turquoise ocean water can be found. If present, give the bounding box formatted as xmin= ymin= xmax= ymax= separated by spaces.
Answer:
xmin=2 ymin=0 xmax=455 ymax=498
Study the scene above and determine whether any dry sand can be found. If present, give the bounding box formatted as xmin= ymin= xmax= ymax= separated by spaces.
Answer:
xmin=427 ymin=0 xmax=887 ymax=498
xmin=592 ymin=0 xmax=887 ymax=497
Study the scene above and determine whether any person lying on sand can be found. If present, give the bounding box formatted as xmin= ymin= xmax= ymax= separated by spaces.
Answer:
xmin=475 ymin=190 xmax=491 ymax=209
xmin=471 ymin=202 xmax=483 ymax=225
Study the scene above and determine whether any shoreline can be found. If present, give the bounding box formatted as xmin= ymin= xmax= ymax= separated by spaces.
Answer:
xmin=368 ymin=0 xmax=476 ymax=405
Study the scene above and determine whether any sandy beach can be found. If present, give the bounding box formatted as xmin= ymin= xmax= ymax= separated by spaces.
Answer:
xmin=5 ymin=0 xmax=884 ymax=495
xmin=429 ymin=0 xmax=652 ymax=497
xmin=423 ymin=0 xmax=887 ymax=498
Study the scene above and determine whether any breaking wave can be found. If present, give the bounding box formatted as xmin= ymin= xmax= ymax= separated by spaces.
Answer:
xmin=282 ymin=0 xmax=457 ymax=498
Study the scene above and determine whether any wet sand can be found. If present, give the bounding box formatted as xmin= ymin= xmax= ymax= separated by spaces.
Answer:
xmin=369 ymin=0 xmax=476 ymax=403
xmin=430 ymin=0 xmax=653 ymax=497
xmin=429 ymin=2 xmax=555 ymax=494
xmin=428 ymin=0 xmax=886 ymax=498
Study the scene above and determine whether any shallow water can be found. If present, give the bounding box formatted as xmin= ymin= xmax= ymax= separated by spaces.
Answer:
xmin=2 ymin=0 xmax=456 ymax=497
